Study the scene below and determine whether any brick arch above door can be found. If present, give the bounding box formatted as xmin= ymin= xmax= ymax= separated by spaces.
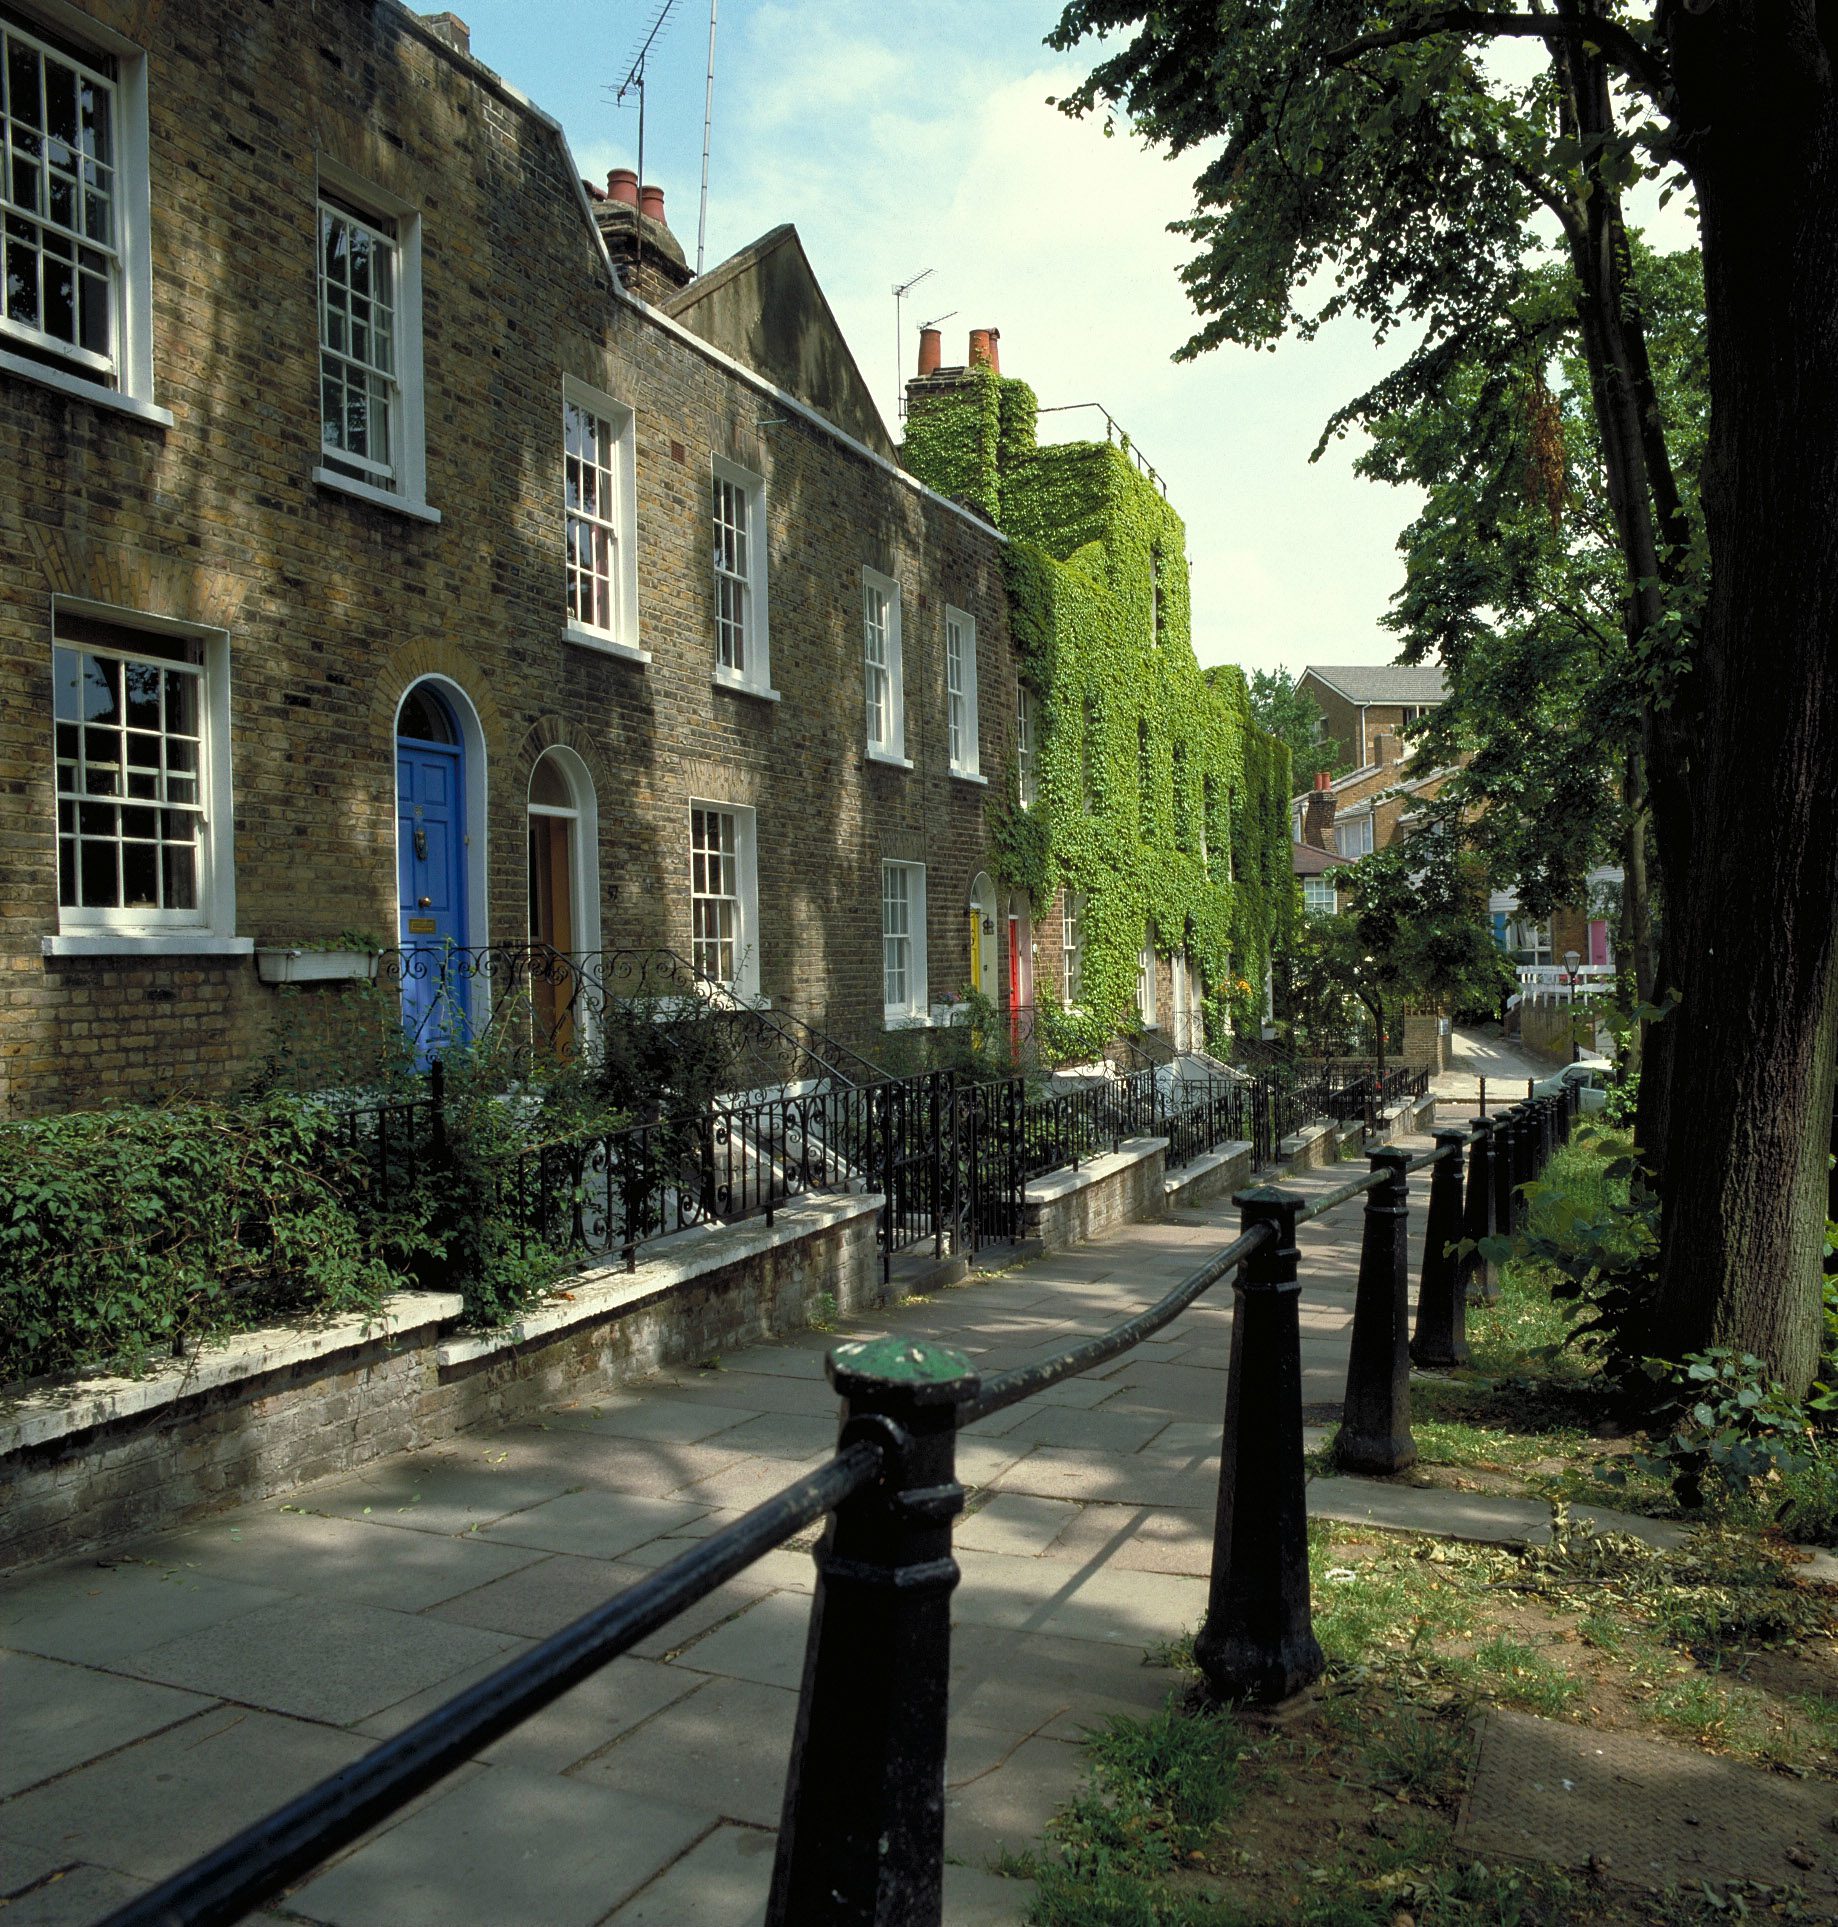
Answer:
xmin=370 ymin=639 xmax=510 ymax=760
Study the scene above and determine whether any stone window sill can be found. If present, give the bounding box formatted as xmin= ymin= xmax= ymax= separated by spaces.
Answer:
xmin=713 ymin=670 xmax=781 ymax=702
xmin=0 ymin=349 xmax=174 ymax=427
xmin=564 ymin=621 xmax=651 ymax=663
xmin=314 ymin=465 xmax=442 ymax=524
xmin=866 ymin=747 xmax=914 ymax=771
xmin=43 ymin=933 xmax=255 ymax=959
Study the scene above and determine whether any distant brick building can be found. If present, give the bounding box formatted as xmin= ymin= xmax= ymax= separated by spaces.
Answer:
xmin=1296 ymin=664 xmax=1448 ymax=775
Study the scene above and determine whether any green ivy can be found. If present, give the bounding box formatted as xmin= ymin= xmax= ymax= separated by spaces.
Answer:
xmin=907 ymin=377 xmax=1293 ymax=1048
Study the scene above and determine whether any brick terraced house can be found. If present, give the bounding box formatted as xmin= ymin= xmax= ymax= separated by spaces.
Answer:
xmin=0 ymin=0 xmax=1054 ymax=1115
xmin=0 ymin=0 xmax=1273 ymax=1119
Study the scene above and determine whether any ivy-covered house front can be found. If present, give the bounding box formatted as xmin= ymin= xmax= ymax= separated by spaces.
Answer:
xmin=900 ymin=330 xmax=1293 ymax=1061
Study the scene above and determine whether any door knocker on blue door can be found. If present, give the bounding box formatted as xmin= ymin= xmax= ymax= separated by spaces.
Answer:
xmin=413 ymin=827 xmax=429 ymax=862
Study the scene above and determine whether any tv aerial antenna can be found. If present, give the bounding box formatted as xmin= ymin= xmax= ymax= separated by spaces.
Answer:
xmin=695 ymin=1 xmax=718 ymax=276
xmin=611 ymin=0 xmax=681 ymax=271
xmin=893 ymin=267 xmax=934 ymax=422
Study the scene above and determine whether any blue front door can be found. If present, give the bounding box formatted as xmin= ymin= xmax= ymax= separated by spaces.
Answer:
xmin=397 ymin=733 xmax=468 ymax=1055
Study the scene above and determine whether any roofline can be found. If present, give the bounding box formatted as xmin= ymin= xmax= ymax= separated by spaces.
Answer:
xmin=1299 ymin=666 xmax=1447 ymax=705
xmin=381 ymin=1 xmax=1002 ymax=546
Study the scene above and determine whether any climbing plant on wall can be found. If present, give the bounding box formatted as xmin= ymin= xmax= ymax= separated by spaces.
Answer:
xmin=904 ymin=374 xmax=1293 ymax=1050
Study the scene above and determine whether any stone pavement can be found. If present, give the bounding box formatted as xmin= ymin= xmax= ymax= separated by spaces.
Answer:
xmin=1431 ymin=1022 xmax=1558 ymax=1109
xmin=0 ymin=1116 xmax=1666 ymax=1927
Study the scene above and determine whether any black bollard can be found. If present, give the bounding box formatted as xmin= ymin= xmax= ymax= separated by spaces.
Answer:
xmin=1336 ymin=1148 xmax=1417 ymax=1474
xmin=1464 ymin=1115 xmax=1498 ymax=1305
xmin=1509 ymin=1105 xmax=1534 ymax=1230
xmin=1494 ymin=1104 xmax=1519 ymax=1243
xmin=1195 ymin=1189 xmax=1324 ymax=1704
xmin=769 ymin=1335 xmax=977 ymax=1927
xmin=1410 ymin=1131 xmax=1470 ymax=1368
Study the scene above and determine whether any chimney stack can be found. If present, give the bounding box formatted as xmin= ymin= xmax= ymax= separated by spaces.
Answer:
xmin=1373 ymin=730 xmax=1402 ymax=767
xmin=1303 ymin=780 xmax=1338 ymax=850
xmin=422 ymin=11 xmax=471 ymax=56
xmin=590 ymin=165 xmax=692 ymax=303
xmin=917 ymin=327 xmax=942 ymax=377
xmin=967 ymin=327 xmax=1001 ymax=374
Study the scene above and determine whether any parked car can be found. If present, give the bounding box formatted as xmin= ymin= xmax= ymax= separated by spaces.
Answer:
xmin=1532 ymin=1056 xmax=1613 ymax=1113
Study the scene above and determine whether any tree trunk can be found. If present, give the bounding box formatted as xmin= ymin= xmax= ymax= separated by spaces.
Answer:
xmin=1655 ymin=3 xmax=1838 ymax=1392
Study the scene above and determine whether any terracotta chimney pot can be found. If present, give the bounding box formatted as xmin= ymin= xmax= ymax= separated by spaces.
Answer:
xmin=639 ymin=184 xmax=666 ymax=223
xmin=917 ymin=327 xmax=942 ymax=377
xmin=1314 ymin=771 xmax=1332 ymax=790
xmin=967 ymin=327 xmax=1001 ymax=373
xmin=607 ymin=168 xmax=639 ymax=207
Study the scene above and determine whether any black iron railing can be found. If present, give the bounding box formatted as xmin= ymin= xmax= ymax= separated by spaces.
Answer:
xmin=102 ymin=1066 xmax=1581 ymax=1927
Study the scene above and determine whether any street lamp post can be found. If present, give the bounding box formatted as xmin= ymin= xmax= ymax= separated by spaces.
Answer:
xmin=1562 ymin=947 xmax=1582 ymax=1062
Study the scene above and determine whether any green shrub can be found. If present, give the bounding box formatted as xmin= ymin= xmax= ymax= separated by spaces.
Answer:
xmin=0 ymin=1098 xmax=401 ymax=1384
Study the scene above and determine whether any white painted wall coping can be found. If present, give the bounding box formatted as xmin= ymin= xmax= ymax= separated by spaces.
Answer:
xmin=1279 ymin=1121 xmax=1335 ymax=1157
xmin=0 ymin=1291 xmax=463 ymax=1457
xmin=435 ymin=1192 xmax=885 ymax=1368
xmin=1023 ymin=1138 xmax=1166 ymax=1208
xmin=1164 ymin=1142 xmax=1252 ymax=1198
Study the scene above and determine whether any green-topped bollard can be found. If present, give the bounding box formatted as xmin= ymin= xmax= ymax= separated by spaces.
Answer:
xmin=1463 ymin=1115 xmax=1498 ymax=1305
xmin=1195 ymin=1189 xmax=1324 ymax=1704
xmin=1410 ymin=1130 xmax=1470 ymax=1368
xmin=1337 ymin=1148 xmax=1417 ymax=1473
xmin=769 ymin=1335 xmax=978 ymax=1927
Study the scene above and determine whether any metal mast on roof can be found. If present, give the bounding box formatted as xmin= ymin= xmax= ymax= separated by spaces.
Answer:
xmin=892 ymin=267 xmax=933 ymax=423
xmin=696 ymin=0 xmax=718 ymax=275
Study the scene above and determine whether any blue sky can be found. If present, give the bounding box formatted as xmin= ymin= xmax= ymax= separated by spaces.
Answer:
xmin=448 ymin=1 xmax=1652 ymax=680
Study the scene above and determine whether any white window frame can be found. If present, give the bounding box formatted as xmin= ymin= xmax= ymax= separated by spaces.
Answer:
xmin=1302 ymin=876 xmax=1338 ymax=918
xmin=560 ymin=373 xmax=640 ymax=658
xmin=1062 ymin=888 xmax=1083 ymax=1006
xmin=1137 ymin=937 xmax=1158 ymax=1029
xmin=862 ymin=567 xmax=907 ymax=765
xmin=945 ymin=604 xmax=981 ymax=779
xmin=1336 ymin=813 xmax=1374 ymax=860
xmin=312 ymin=159 xmax=436 ymax=522
xmin=0 ymin=0 xmax=164 ymax=425
xmin=882 ymin=859 xmax=928 ymax=1023
xmin=44 ymin=596 xmax=246 ymax=956
xmin=1016 ymin=682 xmax=1038 ymax=809
xmin=688 ymin=800 xmax=759 ymax=1000
xmin=711 ymin=454 xmax=774 ymax=698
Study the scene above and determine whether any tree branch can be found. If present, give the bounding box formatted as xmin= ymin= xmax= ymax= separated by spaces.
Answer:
xmin=1325 ymin=10 xmax=1672 ymax=105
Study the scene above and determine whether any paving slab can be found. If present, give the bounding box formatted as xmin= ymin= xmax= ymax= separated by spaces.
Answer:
xmin=0 ymin=1854 xmax=153 ymax=1926
xmin=570 ymin=1676 xmax=798 ymax=1828
xmin=0 ymin=1650 xmax=214 ymax=1798
xmin=486 ymin=1430 xmax=768 ymax=1500
xmin=666 ymin=1588 xmax=811 ymax=1690
xmin=0 ymin=1705 xmax=369 ymax=1883
xmin=1459 ymin=1706 xmax=1838 ymax=1904
xmin=479 ymin=1488 xmax=713 ymax=1560
xmin=539 ymin=1394 xmax=764 ymax=1443
xmin=604 ymin=1822 xmax=774 ymax=1926
xmin=123 ymin=1506 xmax=546 ymax=1611
xmin=113 ymin=1596 xmax=520 ymax=1726
xmin=0 ymin=1555 xmax=289 ymax=1665
xmin=947 ymin=1623 xmax=1183 ymax=1740
xmin=286 ymin=1765 xmax=712 ymax=1927
xmin=990 ymin=1445 xmax=1213 ymax=1510
xmin=957 ymin=1492 xmax=1082 ymax=1559
xmin=300 ymin=1453 xmax=581 ymax=1536
xmin=431 ymin=1551 xmax=665 ymax=1640
xmin=478 ymin=1655 xmax=707 ymax=1775
xmin=942 ymin=1731 xmax=1086 ymax=1870
xmin=705 ymin=1411 xmax=842 ymax=1459
xmin=951 ymin=1547 xmax=1208 ymax=1647
xmin=1040 ymin=1503 xmax=1214 ymax=1578
xmin=1308 ymin=1475 xmax=1555 ymax=1546
xmin=1007 ymin=1406 xmax=1171 ymax=1454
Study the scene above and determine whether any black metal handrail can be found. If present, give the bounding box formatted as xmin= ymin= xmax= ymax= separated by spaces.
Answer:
xmin=103 ymin=1077 xmax=1582 ymax=1927
xmin=103 ymin=1442 xmax=884 ymax=1927
xmin=964 ymin=1220 xmax=1273 ymax=1423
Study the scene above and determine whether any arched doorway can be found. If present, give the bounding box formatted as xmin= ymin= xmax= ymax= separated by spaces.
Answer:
xmin=967 ymin=871 xmax=998 ymax=1002
xmin=395 ymin=679 xmax=483 ymax=1055
xmin=527 ymin=747 xmax=600 ymax=1053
